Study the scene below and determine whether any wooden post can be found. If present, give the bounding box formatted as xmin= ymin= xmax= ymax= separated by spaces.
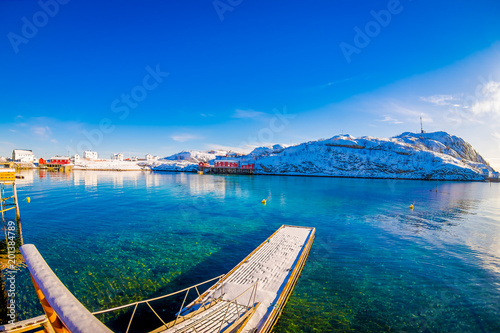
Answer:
xmin=31 ymin=276 xmax=70 ymax=333
xmin=0 ymin=184 xmax=4 ymax=223
xmin=12 ymin=182 xmax=23 ymax=245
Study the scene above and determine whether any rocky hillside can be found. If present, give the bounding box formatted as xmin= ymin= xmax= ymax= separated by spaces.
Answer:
xmin=246 ymin=132 xmax=494 ymax=180
xmin=148 ymin=132 xmax=494 ymax=180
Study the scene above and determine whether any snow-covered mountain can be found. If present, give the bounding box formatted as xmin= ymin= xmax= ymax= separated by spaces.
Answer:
xmin=163 ymin=150 xmax=228 ymax=163
xmin=251 ymin=131 xmax=494 ymax=180
xmin=147 ymin=132 xmax=494 ymax=180
xmin=150 ymin=150 xmax=231 ymax=172
xmin=247 ymin=144 xmax=287 ymax=157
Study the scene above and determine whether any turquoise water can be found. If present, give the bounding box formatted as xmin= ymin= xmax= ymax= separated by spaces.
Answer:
xmin=3 ymin=170 xmax=500 ymax=332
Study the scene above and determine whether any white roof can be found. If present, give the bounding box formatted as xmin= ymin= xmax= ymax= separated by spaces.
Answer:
xmin=216 ymin=159 xmax=239 ymax=163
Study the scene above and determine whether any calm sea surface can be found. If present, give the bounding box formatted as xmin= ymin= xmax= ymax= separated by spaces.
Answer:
xmin=4 ymin=170 xmax=500 ymax=332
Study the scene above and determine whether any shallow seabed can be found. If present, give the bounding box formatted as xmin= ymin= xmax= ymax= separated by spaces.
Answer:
xmin=4 ymin=170 xmax=500 ymax=332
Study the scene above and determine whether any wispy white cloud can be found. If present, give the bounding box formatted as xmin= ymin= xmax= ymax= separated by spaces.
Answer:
xmin=380 ymin=115 xmax=403 ymax=124
xmin=31 ymin=126 xmax=52 ymax=139
xmin=420 ymin=80 xmax=500 ymax=125
xmin=232 ymin=109 xmax=265 ymax=119
xmin=308 ymin=73 xmax=370 ymax=91
xmin=471 ymin=81 xmax=500 ymax=115
xmin=385 ymin=102 xmax=433 ymax=123
xmin=420 ymin=94 xmax=454 ymax=106
xmin=171 ymin=134 xmax=201 ymax=142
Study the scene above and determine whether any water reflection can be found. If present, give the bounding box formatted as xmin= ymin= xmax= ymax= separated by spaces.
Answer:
xmin=369 ymin=181 xmax=500 ymax=278
xmin=73 ymin=170 xmax=143 ymax=188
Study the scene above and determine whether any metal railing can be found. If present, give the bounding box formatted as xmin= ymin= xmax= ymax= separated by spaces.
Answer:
xmin=167 ymin=280 xmax=259 ymax=333
xmin=92 ymin=275 xmax=225 ymax=333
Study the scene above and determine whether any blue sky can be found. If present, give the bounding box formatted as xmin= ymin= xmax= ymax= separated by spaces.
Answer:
xmin=1 ymin=0 xmax=500 ymax=168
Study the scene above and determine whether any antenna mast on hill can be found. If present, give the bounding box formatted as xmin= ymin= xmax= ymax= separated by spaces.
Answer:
xmin=420 ymin=115 xmax=425 ymax=134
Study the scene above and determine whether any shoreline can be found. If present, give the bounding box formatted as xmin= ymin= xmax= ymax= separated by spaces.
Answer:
xmin=13 ymin=166 xmax=492 ymax=182
xmin=148 ymin=168 xmax=489 ymax=182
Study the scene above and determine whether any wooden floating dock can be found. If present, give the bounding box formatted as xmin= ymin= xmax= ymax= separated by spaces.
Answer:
xmin=14 ymin=225 xmax=315 ymax=333
xmin=156 ymin=225 xmax=315 ymax=333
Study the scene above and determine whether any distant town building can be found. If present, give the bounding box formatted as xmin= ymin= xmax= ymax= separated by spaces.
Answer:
xmin=49 ymin=156 xmax=71 ymax=165
xmin=130 ymin=156 xmax=138 ymax=161
xmin=12 ymin=149 xmax=35 ymax=163
xmin=39 ymin=156 xmax=71 ymax=165
xmin=214 ymin=160 xmax=239 ymax=168
xmin=146 ymin=154 xmax=159 ymax=161
xmin=72 ymin=154 xmax=80 ymax=163
xmin=83 ymin=150 xmax=98 ymax=160
xmin=112 ymin=153 xmax=124 ymax=161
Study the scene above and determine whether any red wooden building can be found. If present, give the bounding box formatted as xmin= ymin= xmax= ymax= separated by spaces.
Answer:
xmin=39 ymin=157 xmax=71 ymax=165
xmin=214 ymin=160 xmax=239 ymax=168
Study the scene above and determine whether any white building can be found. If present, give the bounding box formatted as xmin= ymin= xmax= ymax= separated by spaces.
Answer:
xmin=146 ymin=154 xmax=159 ymax=161
xmin=72 ymin=154 xmax=80 ymax=163
xmin=83 ymin=150 xmax=98 ymax=160
xmin=112 ymin=153 xmax=124 ymax=161
xmin=12 ymin=149 xmax=35 ymax=163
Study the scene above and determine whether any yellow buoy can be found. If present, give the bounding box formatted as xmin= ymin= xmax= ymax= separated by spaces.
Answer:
xmin=261 ymin=199 xmax=266 ymax=205
xmin=27 ymin=197 xmax=31 ymax=203
xmin=410 ymin=204 xmax=414 ymax=210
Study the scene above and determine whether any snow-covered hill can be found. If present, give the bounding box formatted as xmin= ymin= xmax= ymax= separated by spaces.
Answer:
xmin=251 ymin=131 xmax=494 ymax=180
xmin=163 ymin=150 xmax=228 ymax=163
xmin=150 ymin=150 xmax=230 ymax=172
xmin=144 ymin=132 xmax=494 ymax=180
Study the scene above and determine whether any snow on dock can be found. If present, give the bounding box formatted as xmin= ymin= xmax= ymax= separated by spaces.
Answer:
xmin=20 ymin=244 xmax=113 ymax=333
xmin=158 ymin=225 xmax=315 ymax=333
xmin=17 ymin=225 xmax=314 ymax=333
